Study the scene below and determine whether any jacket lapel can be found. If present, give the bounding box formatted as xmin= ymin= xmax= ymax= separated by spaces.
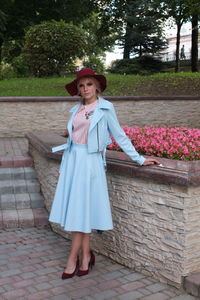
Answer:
xmin=89 ymin=97 xmax=111 ymax=132
xmin=89 ymin=104 xmax=104 ymax=132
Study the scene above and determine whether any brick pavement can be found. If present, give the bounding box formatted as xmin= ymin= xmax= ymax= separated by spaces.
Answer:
xmin=0 ymin=138 xmax=28 ymax=157
xmin=0 ymin=138 xmax=32 ymax=168
xmin=0 ymin=227 xmax=198 ymax=300
xmin=0 ymin=137 xmax=48 ymax=229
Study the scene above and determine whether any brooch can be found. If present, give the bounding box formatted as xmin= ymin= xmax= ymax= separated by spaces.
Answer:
xmin=85 ymin=110 xmax=94 ymax=120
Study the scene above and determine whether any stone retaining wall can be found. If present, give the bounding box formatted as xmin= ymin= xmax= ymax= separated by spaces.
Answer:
xmin=0 ymin=96 xmax=200 ymax=137
xmin=27 ymin=131 xmax=200 ymax=288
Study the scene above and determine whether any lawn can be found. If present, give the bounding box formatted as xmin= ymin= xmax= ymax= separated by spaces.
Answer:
xmin=0 ymin=72 xmax=200 ymax=96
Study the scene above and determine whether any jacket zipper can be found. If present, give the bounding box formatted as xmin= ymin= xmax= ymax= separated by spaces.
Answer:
xmin=97 ymin=123 xmax=100 ymax=152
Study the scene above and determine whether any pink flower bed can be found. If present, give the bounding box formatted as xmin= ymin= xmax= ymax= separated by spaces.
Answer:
xmin=107 ymin=126 xmax=200 ymax=161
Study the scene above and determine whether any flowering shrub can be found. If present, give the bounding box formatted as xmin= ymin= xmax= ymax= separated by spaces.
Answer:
xmin=107 ymin=126 xmax=200 ymax=161
xmin=0 ymin=62 xmax=15 ymax=79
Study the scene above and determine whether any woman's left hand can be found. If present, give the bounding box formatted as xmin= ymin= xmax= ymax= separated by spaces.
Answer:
xmin=143 ymin=158 xmax=161 ymax=166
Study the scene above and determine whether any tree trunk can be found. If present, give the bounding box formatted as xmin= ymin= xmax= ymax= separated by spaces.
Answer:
xmin=175 ymin=23 xmax=181 ymax=73
xmin=123 ymin=22 xmax=132 ymax=59
xmin=139 ymin=44 xmax=142 ymax=57
xmin=0 ymin=38 xmax=3 ymax=62
xmin=191 ymin=14 xmax=198 ymax=72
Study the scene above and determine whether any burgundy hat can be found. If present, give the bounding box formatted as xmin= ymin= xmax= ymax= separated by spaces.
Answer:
xmin=65 ymin=68 xmax=107 ymax=96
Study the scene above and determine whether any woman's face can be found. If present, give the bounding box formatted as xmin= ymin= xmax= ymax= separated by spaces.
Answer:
xmin=77 ymin=77 xmax=98 ymax=103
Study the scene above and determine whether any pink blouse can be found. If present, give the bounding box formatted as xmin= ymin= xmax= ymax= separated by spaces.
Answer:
xmin=72 ymin=100 xmax=98 ymax=144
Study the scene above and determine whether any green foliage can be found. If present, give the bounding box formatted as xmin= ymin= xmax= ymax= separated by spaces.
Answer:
xmin=0 ymin=61 xmax=15 ymax=79
xmin=81 ymin=12 xmax=116 ymax=57
xmin=0 ymin=0 xmax=113 ymax=64
xmin=1 ymin=39 xmax=22 ymax=63
xmin=0 ymin=0 xmax=96 ymax=41
xmin=110 ymin=56 xmax=164 ymax=75
xmin=12 ymin=55 xmax=29 ymax=77
xmin=83 ymin=56 xmax=105 ymax=73
xmin=119 ymin=0 xmax=167 ymax=58
xmin=23 ymin=21 xmax=87 ymax=77
xmin=138 ymin=56 xmax=164 ymax=72
xmin=110 ymin=59 xmax=140 ymax=74
xmin=0 ymin=9 xmax=7 ymax=37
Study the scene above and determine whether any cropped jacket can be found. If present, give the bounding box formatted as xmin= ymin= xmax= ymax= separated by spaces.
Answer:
xmin=52 ymin=96 xmax=146 ymax=169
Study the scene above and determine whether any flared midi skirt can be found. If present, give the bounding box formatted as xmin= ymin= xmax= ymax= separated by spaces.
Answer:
xmin=49 ymin=143 xmax=113 ymax=233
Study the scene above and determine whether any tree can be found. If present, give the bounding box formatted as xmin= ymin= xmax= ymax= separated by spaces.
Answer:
xmin=155 ymin=0 xmax=189 ymax=72
xmin=98 ymin=0 xmax=167 ymax=58
xmin=191 ymin=14 xmax=199 ymax=72
xmin=23 ymin=21 xmax=87 ymax=77
xmin=81 ymin=12 xmax=117 ymax=58
xmin=0 ymin=9 xmax=7 ymax=36
xmin=0 ymin=9 xmax=7 ymax=61
xmin=0 ymin=0 xmax=98 ymax=63
xmin=121 ymin=0 xmax=167 ymax=58
xmin=185 ymin=0 xmax=200 ymax=72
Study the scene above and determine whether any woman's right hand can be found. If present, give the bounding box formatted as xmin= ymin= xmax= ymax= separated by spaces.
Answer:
xmin=62 ymin=129 xmax=69 ymax=137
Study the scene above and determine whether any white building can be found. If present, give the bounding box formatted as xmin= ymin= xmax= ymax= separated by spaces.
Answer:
xmin=159 ymin=22 xmax=200 ymax=61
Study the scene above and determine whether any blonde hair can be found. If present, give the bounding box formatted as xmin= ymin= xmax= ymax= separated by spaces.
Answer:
xmin=77 ymin=76 xmax=101 ymax=96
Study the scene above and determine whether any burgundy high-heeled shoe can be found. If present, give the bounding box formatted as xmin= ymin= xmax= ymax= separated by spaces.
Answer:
xmin=61 ymin=256 xmax=79 ymax=280
xmin=77 ymin=250 xmax=95 ymax=276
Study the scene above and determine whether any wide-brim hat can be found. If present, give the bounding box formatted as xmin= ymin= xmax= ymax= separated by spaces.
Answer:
xmin=65 ymin=68 xmax=107 ymax=96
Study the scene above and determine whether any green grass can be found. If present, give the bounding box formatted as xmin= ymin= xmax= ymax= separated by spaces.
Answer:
xmin=1 ymin=72 xmax=200 ymax=96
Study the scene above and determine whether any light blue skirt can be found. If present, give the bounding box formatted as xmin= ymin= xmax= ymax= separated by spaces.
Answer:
xmin=49 ymin=143 xmax=113 ymax=233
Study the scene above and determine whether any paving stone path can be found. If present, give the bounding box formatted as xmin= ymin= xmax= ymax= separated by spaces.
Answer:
xmin=0 ymin=227 xmax=198 ymax=300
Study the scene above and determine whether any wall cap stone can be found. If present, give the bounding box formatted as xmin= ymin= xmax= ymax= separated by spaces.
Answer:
xmin=1 ymin=95 xmax=200 ymax=102
xmin=27 ymin=131 xmax=200 ymax=187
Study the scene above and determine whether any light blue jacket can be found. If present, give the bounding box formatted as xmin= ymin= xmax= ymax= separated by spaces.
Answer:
xmin=52 ymin=97 xmax=146 ymax=167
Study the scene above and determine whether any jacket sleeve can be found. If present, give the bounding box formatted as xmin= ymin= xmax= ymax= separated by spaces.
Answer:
xmin=106 ymin=103 xmax=146 ymax=166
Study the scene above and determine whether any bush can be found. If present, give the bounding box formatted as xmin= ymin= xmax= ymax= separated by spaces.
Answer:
xmin=110 ymin=56 xmax=164 ymax=75
xmin=12 ymin=55 xmax=29 ymax=77
xmin=83 ymin=56 xmax=105 ymax=73
xmin=0 ymin=62 xmax=16 ymax=79
xmin=138 ymin=56 xmax=164 ymax=73
xmin=1 ymin=39 xmax=22 ymax=63
xmin=110 ymin=58 xmax=140 ymax=74
xmin=23 ymin=20 xmax=87 ymax=77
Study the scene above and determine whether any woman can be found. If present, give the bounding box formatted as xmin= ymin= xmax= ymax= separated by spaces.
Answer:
xmin=49 ymin=68 xmax=159 ymax=279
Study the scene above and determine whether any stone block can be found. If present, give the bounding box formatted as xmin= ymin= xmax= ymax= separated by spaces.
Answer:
xmin=13 ymin=179 xmax=27 ymax=193
xmin=18 ymin=209 xmax=34 ymax=227
xmin=0 ymin=157 xmax=13 ymax=168
xmin=24 ymin=167 xmax=37 ymax=179
xmin=0 ymin=168 xmax=11 ymax=180
xmin=15 ymin=193 xmax=31 ymax=209
xmin=1 ymin=194 xmax=16 ymax=209
xmin=32 ymin=208 xmax=49 ymax=227
xmin=13 ymin=156 xmax=33 ymax=168
xmin=12 ymin=167 xmax=25 ymax=179
xmin=26 ymin=180 xmax=40 ymax=193
xmin=30 ymin=193 xmax=44 ymax=208
xmin=2 ymin=210 xmax=19 ymax=228
xmin=184 ymin=273 xmax=200 ymax=297
xmin=0 ymin=180 xmax=14 ymax=194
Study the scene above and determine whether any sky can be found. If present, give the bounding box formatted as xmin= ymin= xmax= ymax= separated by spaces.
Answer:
xmin=105 ymin=47 xmax=123 ymax=67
